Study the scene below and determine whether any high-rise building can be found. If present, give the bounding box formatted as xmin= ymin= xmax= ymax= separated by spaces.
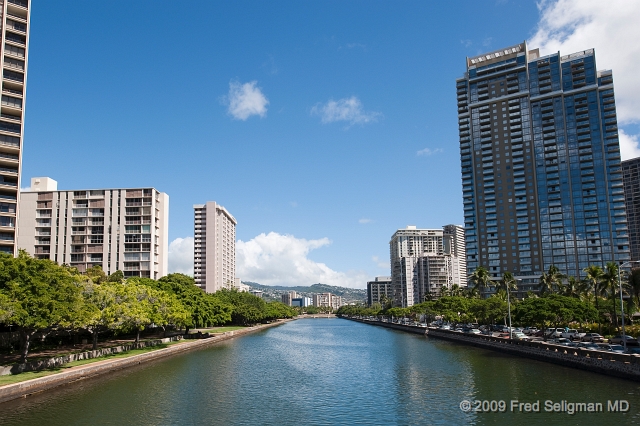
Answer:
xmin=622 ymin=157 xmax=640 ymax=261
xmin=281 ymin=291 xmax=297 ymax=306
xmin=193 ymin=201 xmax=237 ymax=293
xmin=367 ymin=276 xmax=392 ymax=306
xmin=17 ymin=177 xmax=169 ymax=278
xmin=0 ymin=0 xmax=30 ymax=256
xmin=458 ymin=42 xmax=629 ymax=285
xmin=443 ymin=224 xmax=467 ymax=287
xmin=389 ymin=225 xmax=466 ymax=307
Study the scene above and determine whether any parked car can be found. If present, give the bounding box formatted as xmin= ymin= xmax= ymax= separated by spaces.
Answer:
xmin=576 ymin=342 xmax=600 ymax=350
xmin=625 ymin=347 xmax=640 ymax=355
xmin=512 ymin=332 xmax=529 ymax=341
xmin=596 ymin=343 xmax=625 ymax=353
xmin=561 ymin=329 xmax=586 ymax=341
xmin=551 ymin=338 xmax=573 ymax=346
xmin=610 ymin=335 xmax=640 ymax=346
xmin=582 ymin=333 xmax=605 ymax=343
xmin=439 ymin=325 xmax=451 ymax=330
xmin=546 ymin=328 xmax=564 ymax=338
xmin=465 ymin=328 xmax=481 ymax=335
xmin=523 ymin=327 xmax=539 ymax=336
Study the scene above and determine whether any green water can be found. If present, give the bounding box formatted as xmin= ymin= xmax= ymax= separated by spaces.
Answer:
xmin=1 ymin=318 xmax=639 ymax=425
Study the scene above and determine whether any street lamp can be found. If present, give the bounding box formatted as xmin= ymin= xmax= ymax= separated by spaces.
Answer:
xmin=618 ymin=260 xmax=640 ymax=352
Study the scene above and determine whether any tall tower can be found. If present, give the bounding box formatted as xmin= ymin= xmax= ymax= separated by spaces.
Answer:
xmin=1 ymin=0 xmax=30 ymax=255
xmin=457 ymin=42 xmax=629 ymax=288
xmin=622 ymin=157 xmax=640 ymax=262
xmin=193 ymin=202 xmax=237 ymax=293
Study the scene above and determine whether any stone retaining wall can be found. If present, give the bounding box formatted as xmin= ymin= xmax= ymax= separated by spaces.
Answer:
xmin=346 ymin=317 xmax=640 ymax=382
xmin=0 ymin=319 xmax=292 ymax=404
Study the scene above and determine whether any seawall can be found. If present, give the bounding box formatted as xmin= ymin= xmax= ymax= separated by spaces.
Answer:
xmin=0 ymin=319 xmax=293 ymax=404
xmin=346 ymin=317 xmax=640 ymax=382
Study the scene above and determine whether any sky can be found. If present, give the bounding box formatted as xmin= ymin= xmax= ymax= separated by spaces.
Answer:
xmin=21 ymin=1 xmax=640 ymax=288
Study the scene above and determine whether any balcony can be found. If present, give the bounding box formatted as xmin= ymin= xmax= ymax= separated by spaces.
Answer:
xmin=8 ymin=0 xmax=28 ymax=9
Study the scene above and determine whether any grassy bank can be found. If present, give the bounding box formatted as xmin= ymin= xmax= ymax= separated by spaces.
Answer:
xmin=193 ymin=326 xmax=247 ymax=333
xmin=0 ymin=339 xmax=189 ymax=387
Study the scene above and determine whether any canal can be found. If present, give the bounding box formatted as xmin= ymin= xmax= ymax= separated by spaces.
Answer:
xmin=1 ymin=318 xmax=640 ymax=425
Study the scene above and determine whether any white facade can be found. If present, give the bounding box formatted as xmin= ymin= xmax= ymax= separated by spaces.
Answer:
xmin=17 ymin=177 xmax=169 ymax=278
xmin=312 ymin=293 xmax=342 ymax=310
xmin=443 ymin=224 xmax=467 ymax=287
xmin=193 ymin=201 xmax=237 ymax=293
xmin=390 ymin=225 xmax=466 ymax=307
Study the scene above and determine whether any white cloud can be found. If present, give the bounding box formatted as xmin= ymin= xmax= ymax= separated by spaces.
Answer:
xmin=225 ymin=80 xmax=269 ymax=120
xmin=358 ymin=218 xmax=373 ymax=224
xmin=530 ymin=0 xmax=640 ymax=125
xmin=311 ymin=96 xmax=381 ymax=126
xmin=168 ymin=237 xmax=194 ymax=275
xmin=417 ymin=147 xmax=443 ymax=156
xmin=372 ymin=255 xmax=390 ymax=270
xmin=236 ymin=232 xmax=369 ymax=288
xmin=619 ymin=129 xmax=640 ymax=161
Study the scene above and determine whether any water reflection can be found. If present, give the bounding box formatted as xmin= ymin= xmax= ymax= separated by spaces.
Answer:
xmin=1 ymin=319 xmax=639 ymax=425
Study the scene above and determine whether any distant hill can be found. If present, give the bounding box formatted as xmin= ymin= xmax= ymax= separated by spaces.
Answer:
xmin=242 ymin=281 xmax=366 ymax=304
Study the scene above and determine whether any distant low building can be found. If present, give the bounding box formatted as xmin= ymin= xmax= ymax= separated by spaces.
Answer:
xmin=367 ymin=276 xmax=392 ymax=306
xmin=249 ymin=290 xmax=263 ymax=298
xmin=233 ymin=278 xmax=250 ymax=292
xmin=292 ymin=297 xmax=312 ymax=307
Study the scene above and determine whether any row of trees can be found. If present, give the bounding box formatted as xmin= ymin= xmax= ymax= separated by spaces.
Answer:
xmin=469 ymin=263 xmax=638 ymax=331
xmin=339 ymin=262 xmax=637 ymax=335
xmin=338 ymin=294 xmax=598 ymax=337
xmin=0 ymin=252 xmax=296 ymax=361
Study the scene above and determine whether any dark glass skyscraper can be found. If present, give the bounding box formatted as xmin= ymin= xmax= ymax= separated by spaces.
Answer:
xmin=457 ymin=42 xmax=629 ymax=287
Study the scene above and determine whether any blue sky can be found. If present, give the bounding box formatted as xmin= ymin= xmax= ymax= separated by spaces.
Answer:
xmin=22 ymin=1 xmax=640 ymax=287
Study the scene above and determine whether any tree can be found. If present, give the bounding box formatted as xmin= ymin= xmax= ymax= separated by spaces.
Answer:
xmin=86 ymin=265 xmax=107 ymax=284
xmin=560 ymin=276 xmax=581 ymax=298
xmin=602 ymin=262 xmax=620 ymax=330
xmin=538 ymin=265 xmax=563 ymax=295
xmin=0 ymin=251 xmax=87 ymax=361
xmin=469 ymin=266 xmax=490 ymax=298
xmin=81 ymin=281 xmax=120 ymax=350
xmin=108 ymin=270 xmax=125 ymax=283
xmin=583 ymin=265 xmax=604 ymax=331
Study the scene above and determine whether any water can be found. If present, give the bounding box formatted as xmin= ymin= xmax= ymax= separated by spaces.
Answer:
xmin=1 ymin=318 xmax=640 ymax=425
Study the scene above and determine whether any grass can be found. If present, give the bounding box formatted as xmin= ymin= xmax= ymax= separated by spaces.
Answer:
xmin=193 ymin=326 xmax=247 ymax=333
xmin=0 ymin=339 xmax=188 ymax=387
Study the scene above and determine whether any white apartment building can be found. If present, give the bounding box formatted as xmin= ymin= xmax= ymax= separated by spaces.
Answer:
xmin=17 ymin=177 xmax=169 ymax=278
xmin=0 ymin=0 xmax=31 ymax=255
xmin=312 ymin=293 xmax=342 ymax=310
xmin=443 ymin=224 xmax=467 ymax=287
xmin=193 ymin=201 xmax=236 ymax=293
xmin=390 ymin=225 xmax=466 ymax=307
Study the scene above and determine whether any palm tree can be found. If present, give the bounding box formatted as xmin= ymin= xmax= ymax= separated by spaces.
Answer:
xmin=450 ymin=284 xmax=464 ymax=297
xmin=465 ymin=285 xmax=480 ymax=299
xmin=603 ymin=262 xmax=620 ymax=330
xmin=584 ymin=264 xmax=604 ymax=331
xmin=627 ymin=268 xmax=640 ymax=319
xmin=561 ymin=276 xmax=581 ymax=298
xmin=498 ymin=271 xmax=517 ymax=294
xmin=469 ymin=266 xmax=491 ymax=298
xmin=539 ymin=265 xmax=564 ymax=295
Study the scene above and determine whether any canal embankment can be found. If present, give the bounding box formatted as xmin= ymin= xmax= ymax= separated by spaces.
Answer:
xmin=0 ymin=319 xmax=293 ymax=404
xmin=346 ymin=317 xmax=640 ymax=382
